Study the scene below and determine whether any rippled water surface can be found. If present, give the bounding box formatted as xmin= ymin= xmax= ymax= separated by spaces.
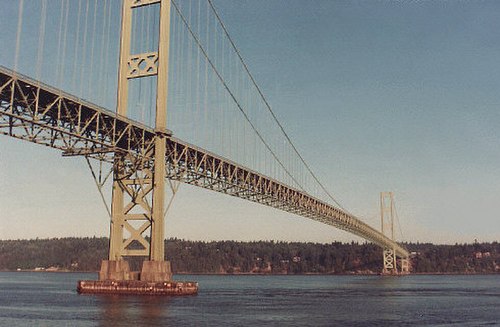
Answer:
xmin=0 ymin=272 xmax=498 ymax=326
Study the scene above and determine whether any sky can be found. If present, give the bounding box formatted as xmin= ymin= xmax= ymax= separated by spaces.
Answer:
xmin=1 ymin=0 xmax=500 ymax=244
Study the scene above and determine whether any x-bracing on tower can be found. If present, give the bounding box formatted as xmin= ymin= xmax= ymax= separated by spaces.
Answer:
xmin=102 ymin=0 xmax=172 ymax=280
xmin=80 ymin=0 xmax=198 ymax=294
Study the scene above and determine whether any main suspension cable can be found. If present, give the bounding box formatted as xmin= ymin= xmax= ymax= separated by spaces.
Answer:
xmin=206 ymin=0 xmax=347 ymax=211
xmin=171 ymin=0 xmax=306 ymax=192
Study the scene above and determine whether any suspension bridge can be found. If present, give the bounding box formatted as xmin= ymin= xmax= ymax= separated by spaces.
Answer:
xmin=0 ymin=0 xmax=409 ymax=293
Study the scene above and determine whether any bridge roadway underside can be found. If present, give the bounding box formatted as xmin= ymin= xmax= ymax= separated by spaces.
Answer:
xmin=0 ymin=66 xmax=408 ymax=258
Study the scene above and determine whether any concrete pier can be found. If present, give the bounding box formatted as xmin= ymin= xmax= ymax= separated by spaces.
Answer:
xmin=140 ymin=261 xmax=172 ymax=282
xmin=98 ymin=260 xmax=135 ymax=281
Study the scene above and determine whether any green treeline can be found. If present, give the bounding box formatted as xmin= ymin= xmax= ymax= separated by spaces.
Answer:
xmin=0 ymin=237 xmax=498 ymax=274
xmin=167 ymin=240 xmax=381 ymax=274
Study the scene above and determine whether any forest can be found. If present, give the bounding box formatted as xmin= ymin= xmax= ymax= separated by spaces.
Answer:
xmin=0 ymin=237 xmax=498 ymax=274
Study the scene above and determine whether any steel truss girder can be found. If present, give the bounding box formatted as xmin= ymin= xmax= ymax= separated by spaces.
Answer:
xmin=0 ymin=66 xmax=409 ymax=259
xmin=164 ymin=138 xmax=409 ymax=258
xmin=0 ymin=66 xmax=157 ymax=163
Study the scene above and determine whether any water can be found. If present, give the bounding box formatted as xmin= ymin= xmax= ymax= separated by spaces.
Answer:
xmin=0 ymin=273 xmax=498 ymax=326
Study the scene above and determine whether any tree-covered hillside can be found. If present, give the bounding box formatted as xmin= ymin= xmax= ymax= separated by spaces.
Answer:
xmin=0 ymin=238 xmax=498 ymax=274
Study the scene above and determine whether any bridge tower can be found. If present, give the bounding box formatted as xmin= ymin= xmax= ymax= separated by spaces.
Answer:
xmin=380 ymin=192 xmax=397 ymax=274
xmin=380 ymin=192 xmax=410 ymax=274
xmin=99 ymin=0 xmax=173 ymax=282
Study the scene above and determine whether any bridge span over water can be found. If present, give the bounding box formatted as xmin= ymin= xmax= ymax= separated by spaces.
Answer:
xmin=0 ymin=66 xmax=408 ymax=263
xmin=1 ymin=0 xmax=409 ymax=286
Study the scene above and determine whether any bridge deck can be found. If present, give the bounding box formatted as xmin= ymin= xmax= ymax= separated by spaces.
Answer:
xmin=0 ymin=66 xmax=408 ymax=258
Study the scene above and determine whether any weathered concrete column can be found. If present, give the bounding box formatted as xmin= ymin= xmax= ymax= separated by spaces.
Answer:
xmin=140 ymin=260 xmax=172 ymax=282
xmin=99 ymin=260 xmax=133 ymax=281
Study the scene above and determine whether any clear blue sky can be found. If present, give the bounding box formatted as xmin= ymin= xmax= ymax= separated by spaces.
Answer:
xmin=1 ymin=0 xmax=500 ymax=244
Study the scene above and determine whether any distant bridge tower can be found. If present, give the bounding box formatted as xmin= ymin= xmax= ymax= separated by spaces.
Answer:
xmin=380 ymin=192 xmax=396 ymax=274
xmin=380 ymin=192 xmax=409 ymax=274
xmin=100 ymin=0 xmax=173 ymax=282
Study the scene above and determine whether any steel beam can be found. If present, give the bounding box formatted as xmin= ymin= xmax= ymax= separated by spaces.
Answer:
xmin=0 ymin=66 xmax=157 ymax=162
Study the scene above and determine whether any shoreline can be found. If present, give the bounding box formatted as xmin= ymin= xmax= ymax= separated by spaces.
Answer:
xmin=3 ymin=270 xmax=499 ymax=276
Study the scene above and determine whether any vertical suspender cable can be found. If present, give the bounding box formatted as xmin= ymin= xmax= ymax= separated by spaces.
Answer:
xmin=175 ymin=5 xmax=181 ymax=126
xmin=213 ymin=6 xmax=222 ymax=152
xmin=169 ymin=4 xmax=175 ymax=124
xmin=252 ymin=83 xmax=257 ymax=171
xmin=393 ymin=199 xmax=404 ymax=241
xmin=243 ymin=70 xmax=248 ymax=167
xmin=228 ymin=42 xmax=233 ymax=158
xmin=187 ymin=1 xmax=192 ymax=141
xmin=103 ymin=0 xmax=113 ymax=109
xmin=98 ymin=0 xmax=108 ymax=106
xmin=195 ymin=0 xmax=201 ymax=145
xmin=204 ymin=1 xmax=209 ymax=149
xmin=219 ymin=20 xmax=225 ymax=153
xmin=36 ymin=0 xmax=48 ymax=82
xmin=227 ymin=34 xmax=232 ymax=159
xmin=80 ymin=0 xmax=90 ymax=97
xmin=88 ymin=0 xmax=98 ymax=100
xmin=72 ymin=0 xmax=82 ymax=92
xmin=14 ymin=0 xmax=24 ymax=73
xmin=59 ymin=0 xmax=70 ymax=88
xmin=55 ymin=1 xmax=64 ymax=87
xmin=177 ymin=6 xmax=185 ymax=132
xmin=236 ymin=50 xmax=242 ymax=163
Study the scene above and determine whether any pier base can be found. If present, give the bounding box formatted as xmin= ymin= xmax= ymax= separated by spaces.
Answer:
xmin=77 ymin=280 xmax=198 ymax=295
xmin=77 ymin=260 xmax=198 ymax=296
xmin=98 ymin=260 xmax=136 ymax=281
